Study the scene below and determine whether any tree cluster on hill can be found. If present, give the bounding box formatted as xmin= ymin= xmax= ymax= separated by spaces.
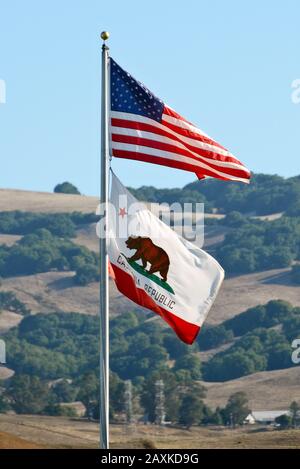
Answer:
xmin=5 ymin=312 xmax=99 ymax=379
xmin=140 ymin=375 xmax=249 ymax=427
xmin=0 ymin=309 xmax=253 ymax=426
xmin=2 ymin=304 xmax=299 ymax=420
xmin=291 ymin=264 xmax=300 ymax=284
xmin=0 ymin=228 xmax=99 ymax=285
xmin=132 ymin=173 xmax=300 ymax=216
xmin=200 ymin=300 xmax=300 ymax=381
xmin=110 ymin=312 xmax=201 ymax=381
xmin=3 ymin=307 xmax=299 ymax=426
xmin=216 ymin=215 xmax=300 ymax=274
xmin=128 ymin=186 xmax=213 ymax=211
xmin=0 ymin=371 xmax=251 ymax=428
xmin=0 ymin=291 xmax=30 ymax=316
xmin=0 ymin=311 xmax=201 ymax=420
xmin=53 ymin=182 xmax=80 ymax=195
xmin=0 ymin=311 xmax=203 ymax=421
xmin=222 ymin=300 xmax=296 ymax=336
xmin=200 ymin=300 xmax=299 ymax=348
xmin=3 ymin=309 xmax=200 ymax=386
xmin=0 ymin=211 xmax=98 ymax=237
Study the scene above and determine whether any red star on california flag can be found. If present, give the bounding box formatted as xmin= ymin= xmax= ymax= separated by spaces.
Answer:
xmin=119 ymin=207 xmax=127 ymax=218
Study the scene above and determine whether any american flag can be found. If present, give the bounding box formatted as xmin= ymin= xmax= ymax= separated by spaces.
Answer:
xmin=110 ymin=58 xmax=250 ymax=183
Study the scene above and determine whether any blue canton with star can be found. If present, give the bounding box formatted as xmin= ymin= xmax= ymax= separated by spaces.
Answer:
xmin=110 ymin=58 xmax=164 ymax=122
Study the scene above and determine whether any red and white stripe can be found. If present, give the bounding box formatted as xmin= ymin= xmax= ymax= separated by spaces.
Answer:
xmin=110 ymin=104 xmax=251 ymax=183
xmin=110 ymin=262 xmax=200 ymax=344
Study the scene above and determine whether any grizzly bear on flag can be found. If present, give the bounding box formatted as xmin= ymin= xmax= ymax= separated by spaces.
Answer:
xmin=109 ymin=173 xmax=225 ymax=344
xmin=126 ymin=236 xmax=170 ymax=282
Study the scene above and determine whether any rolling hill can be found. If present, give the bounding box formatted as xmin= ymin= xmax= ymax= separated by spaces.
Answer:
xmin=0 ymin=185 xmax=299 ymax=439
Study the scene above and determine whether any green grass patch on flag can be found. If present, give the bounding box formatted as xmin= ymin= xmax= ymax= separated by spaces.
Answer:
xmin=127 ymin=259 xmax=175 ymax=295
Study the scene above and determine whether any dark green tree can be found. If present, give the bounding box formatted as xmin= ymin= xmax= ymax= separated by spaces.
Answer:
xmin=109 ymin=371 xmax=125 ymax=419
xmin=174 ymin=354 xmax=202 ymax=380
xmin=74 ymin=263 xmax=100 ymax=285
xmin=178 ymin=394 xmax=204 ymax=428
xmin=54 ymin=182 xmax=80 ymax=195
xmin=223 ymin=211 xmax=247 ymax=227
xmin=265 ymin=300 xmax=293 ymax=326
xmin=222 ymin=392 xmax=250 ymax=426
xmin=275 ymin=414 xmax=292 ymax=429
xmin=45 ymin=403 xmax=77 ymax=417
xmin=52 ymin=379 xmax=77 ymax=403
xmin=198 ymin=324 xmax=234 ymax=350
xmin=77 ymin=372 xmax=99 ymax=419
xmin=0 ymin=390 xmax=10 ymax=413
xmin=163 ymin=334 xmax=193 ymax=359
xmin=0 ymin=291 xmax=30 ymax=316
xmin=289 ymin=401 xmax=300 ymax=427
xmin=291 ymin=265 xmax=300 ymax=284
xmin=8 ymin=374 xmax=50 ymax=414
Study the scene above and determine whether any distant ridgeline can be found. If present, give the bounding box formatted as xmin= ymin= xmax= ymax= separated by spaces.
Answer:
xmin=130 ymin=173 xmax=300 ymax=216
xmin=0 ymin=174 xmax=300 ymax=281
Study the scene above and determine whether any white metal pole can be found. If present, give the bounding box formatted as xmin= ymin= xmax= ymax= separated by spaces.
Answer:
xmin=99 ymin=31 xmax=110 ymax=450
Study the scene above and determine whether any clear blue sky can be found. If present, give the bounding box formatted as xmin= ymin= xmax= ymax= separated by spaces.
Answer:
xmin=0 ymin=0 xmax=299 ymax=195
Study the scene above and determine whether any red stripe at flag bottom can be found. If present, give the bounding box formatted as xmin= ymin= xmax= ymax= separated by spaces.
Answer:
xmin=110 ymin=262 xmax=201 ymax=345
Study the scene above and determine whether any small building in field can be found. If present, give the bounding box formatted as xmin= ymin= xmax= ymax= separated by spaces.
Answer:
xmin=245 ymin=410 xmax=289 ymax=425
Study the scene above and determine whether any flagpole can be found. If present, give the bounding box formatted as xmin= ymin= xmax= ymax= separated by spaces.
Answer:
xmin=99 ymin=30 xmax=110 ymax=449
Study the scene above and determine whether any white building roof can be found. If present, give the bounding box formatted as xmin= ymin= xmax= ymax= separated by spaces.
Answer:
xmin=250 ymin=411 xmax=288 ymax=421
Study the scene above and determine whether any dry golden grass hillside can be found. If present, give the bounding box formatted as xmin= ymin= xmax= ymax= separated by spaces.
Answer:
xmin=110 ymin=423 xmax=300 ymax=449
xmin=0 ymin=187 xmax=298 ymax=327
xmin=1 ymin=266 xmax=299 ymax=328
xmin=0 ymin=415 xmax=299 ymax=449
xmin=0 ymin=188 xmax=98 ymax=213
xmin=0 ymin=431 xmax=48 ymax=449
xmin=201 ymin=367 xmax=300 ymax=410
xmin=0 ymin=187 xmax=299 ymax=426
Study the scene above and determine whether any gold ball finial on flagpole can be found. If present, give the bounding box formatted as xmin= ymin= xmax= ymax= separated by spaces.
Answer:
xmin=101 ymin=31 xmax=110 ymax=41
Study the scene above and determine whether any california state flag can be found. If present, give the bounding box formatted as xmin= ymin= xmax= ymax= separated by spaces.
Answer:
xmin=108 ymin=173 xmax=224 ymax=344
